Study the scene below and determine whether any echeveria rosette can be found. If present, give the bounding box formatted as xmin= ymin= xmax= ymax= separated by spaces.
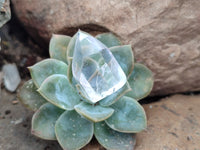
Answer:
xmin=18 ymin=31 xmax=154 ymax=150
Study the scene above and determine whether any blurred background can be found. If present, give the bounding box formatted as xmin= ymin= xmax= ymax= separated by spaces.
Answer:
xmin=0 ymin=0 xmax=200 ymax=149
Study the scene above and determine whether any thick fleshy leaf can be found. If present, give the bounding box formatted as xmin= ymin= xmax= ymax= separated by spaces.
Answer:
xmin=94 ymin=122 xmax=136 ymax=150
xmin=126 ymin=63 xmax=154 ymax=100
xmin=74 ymin=102 xmax=114 ymax=122
xmin=55 ymin=110 xmax=93 ymax=150
xmin=75 ymin=84 xmax=96 ymax=104
xmin=106 ymin=96 xmax=147 ymax=133
xmin=95 ymin=33 xmax=122 ymax=48
xmin=31 ymin=103 xmax=64 ymax=140
xmin=38 ymin=74 xmax=81 ymax=110
xmin=49 ymin=34 xmax=71 ymax=63
xmin=66 ymin=33 xmax=77 ymax=63
xmin=110 ymin=45 xmax=134 ymax=77
xmin=18 ymin=80 xmax=46 ymax=111
xmin=99 ymin=83 xmax=131 ymax=107
xmin=29 ymin=59 xmax=68 ymax=88
xmin=67 ymin=61 xmax=73 ymax=83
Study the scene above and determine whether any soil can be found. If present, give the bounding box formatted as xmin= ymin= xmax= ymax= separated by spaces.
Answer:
xmin=0 ymin=89 xmax=62 ymax=150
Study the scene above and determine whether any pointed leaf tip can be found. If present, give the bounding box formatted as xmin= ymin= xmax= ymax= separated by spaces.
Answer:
xmin=75 ymin=102 xmax=114 ymax=122
xmin=31 ymin=103 xmax=64 ymax=140
xmin=18 ymin=80 xmax=46 ymax=111
xmin=49 ymin=34 xmax=71 ymax=63
xmin=29 ymin=58 xmax=68 ymax=88
xmin=106 ymin=96 xmax=147 ymax=133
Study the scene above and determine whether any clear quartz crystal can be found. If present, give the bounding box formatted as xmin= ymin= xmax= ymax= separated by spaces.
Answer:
xmin=72 ymin=31 xmax=126 ymax=103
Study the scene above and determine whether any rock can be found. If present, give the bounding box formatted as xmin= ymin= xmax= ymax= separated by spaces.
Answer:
xmin=0 ymin=0 xmax=11 ymax=27
xmin=2 ymin=63 xmax=21 ymax=92
xmin=11 ymin=0 xmax=200 ymax=96
xmin=136 ymin=95 xmax=200 ymax=150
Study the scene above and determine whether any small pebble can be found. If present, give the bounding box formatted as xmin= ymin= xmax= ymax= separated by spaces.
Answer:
xmin=12 ymin=100 xmax=19 ymax=105
xmin=187 ymin=136 xmax=192 ymax=141
xmin=2 ymin=63 xmax=21 ymax=92
xmin=11 ymin=118 xmax=23 ymax=125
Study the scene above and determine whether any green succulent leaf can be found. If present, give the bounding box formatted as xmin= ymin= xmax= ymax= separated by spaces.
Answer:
xmin=18 ymin=80 xmax=46 ymax=111
xmin=55 ymin=110 xmax=93 ymax=150
xmin=74 ymin=102 xmax=114 ymax=122
xmin=99 ymin=83 xmax=131 ymax=107
xmin=75 ymin=84 xmax=96 ymax=104
xmin=94 ymin=122 xmax=136 ymax=150
xmin=96 ymin=33 xmax=122 ymax=48
xmin=126 ymin=63 xmax=154 ymax=100
xmin=106 ymin=96 xmax=147 ymax=133
xmin=38 ymin=74 xmax=81 ymax=110
xmin=31 ymin=103 xmax=64 ymax=140
xmin=66 ymin=33 xmax=77 ymax=63
xmin=110 ymin=45 xmax=134 ymax=77
xmin=67 ymin=61 xmax=80 ymax=87
xmin=49 ymin=34 xmax=71 ymax=64
xmin=29 ymin=59 xmax=68 ymax=88
xmin=67 ymin=61 xmax=73 ymax=83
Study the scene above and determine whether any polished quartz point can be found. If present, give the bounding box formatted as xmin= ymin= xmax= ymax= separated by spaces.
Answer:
xmin=72 ymin=31 xmax=126 ymax=103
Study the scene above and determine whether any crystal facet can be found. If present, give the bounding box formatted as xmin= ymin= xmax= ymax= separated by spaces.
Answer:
xmin=72 ymin=31 xmax=126 ymax=103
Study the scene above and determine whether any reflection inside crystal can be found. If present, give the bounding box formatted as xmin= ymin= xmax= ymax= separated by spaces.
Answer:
xmin=72 ymin=31 xmax=126 ymax=103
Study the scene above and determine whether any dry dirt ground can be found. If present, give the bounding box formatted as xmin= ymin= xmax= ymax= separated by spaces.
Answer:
xmin=0 ymin=89 xmax=62 ymax=150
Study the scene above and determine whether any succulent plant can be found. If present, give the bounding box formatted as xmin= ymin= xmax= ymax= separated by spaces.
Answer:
xmin=18 ymin=30 xmax=154 ymax=150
